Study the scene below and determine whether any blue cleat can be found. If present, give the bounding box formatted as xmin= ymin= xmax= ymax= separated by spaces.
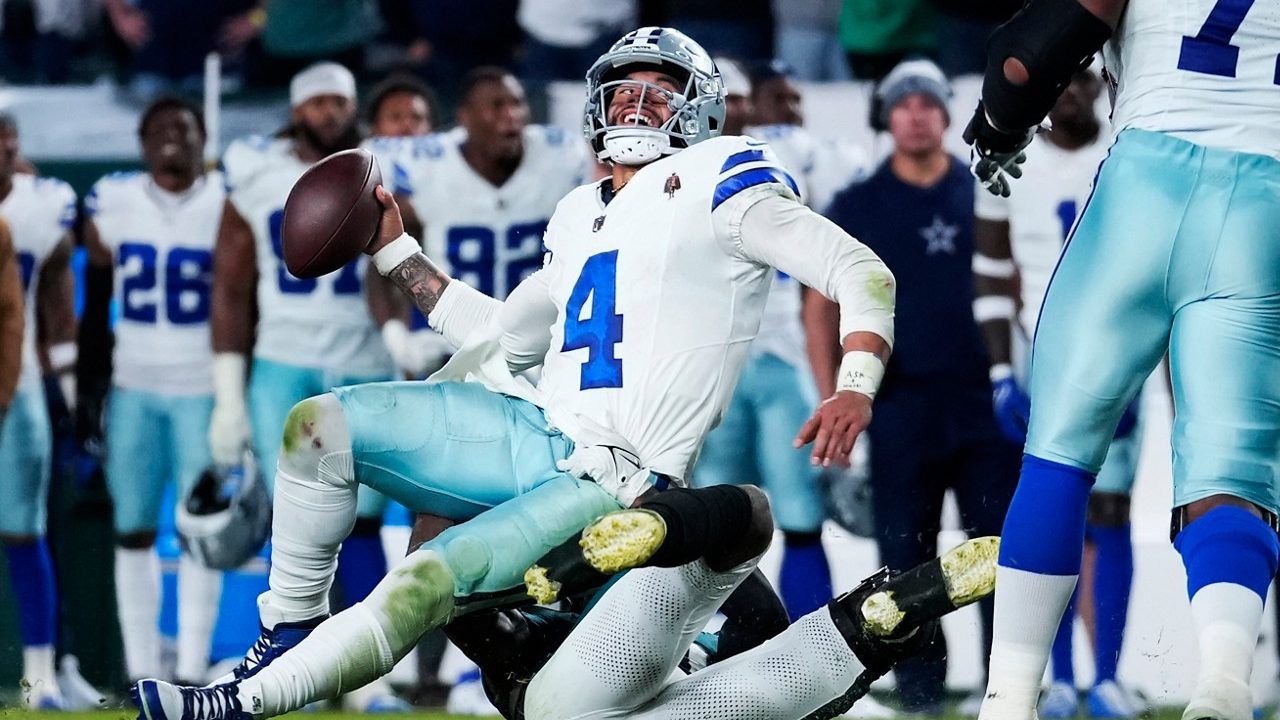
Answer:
xmin=131 ymin=679 xmax=251 ymax=720
xmin=210 ymin=616 xmax=326 ymax=685
xmin=1088 ymin=680 xmax=1137 ymax=719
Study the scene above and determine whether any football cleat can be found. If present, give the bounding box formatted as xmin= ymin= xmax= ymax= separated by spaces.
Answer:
xmin=1182 ymin=673 xmax=1251 ymax=720
xmin=210 ymin=616 xmax=326 ymax=685
xmin=524 ymin=508 xmax=666 ymax=602
xmin=1040 ymin=681 xmax=1081 ymax=718
xmin=856 ymin=535 xmax=1000 ymax=637
xmin=131 ymin=679 xmax=251 ymax=720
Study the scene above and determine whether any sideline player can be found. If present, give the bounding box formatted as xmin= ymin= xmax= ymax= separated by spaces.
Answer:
xmin=208 ymin=62 xmax=405 ymax=710
xmin=131 ymin=26 xmax=901 ymax=720
xmin=965 ymin=2 xmax=1280 ymax=719
xmin=371 ymin=67 xmax=586 ymax=380
xmin=971 ymin=70 xmax=1139 ymax=718
xmin=0 ymin=218 xmax=20 ymax=429
xmin=693 ymin=57 xmax=848 ymax=622
xmin=366 ymin=74 xmax=435 ymax=139
xmin=0 ymin=113 xmax=77 ymax=708
xmin=84 ymin=98 xmax=225 ymax=686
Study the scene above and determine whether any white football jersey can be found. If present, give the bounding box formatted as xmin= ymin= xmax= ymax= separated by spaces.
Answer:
xmin=1104 ymin=0 xmax=1280 ymax=158
xmin=374 ymin=125 xmax=586 ymax=299
xmin=975 ymin=134 xmax=1111 ymax=335
xmin=1 ymin=174 xmax=76 ymax=389
xmin=739 ymin=124 xmax=870 ymax=371
xmin=87 ymin=171 xmax=224 ymax=395
xmin=534 ymin=134 xmax=802 ymax=479
xmin=222 ymin=136 xmax=392 ymax=374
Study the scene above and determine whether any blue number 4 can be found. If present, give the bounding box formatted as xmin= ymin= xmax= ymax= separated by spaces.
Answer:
xmin=563 ymin=250 xmax=624 ymax=390
xmin=1177 ymin=0 xmax=1280 ymax=84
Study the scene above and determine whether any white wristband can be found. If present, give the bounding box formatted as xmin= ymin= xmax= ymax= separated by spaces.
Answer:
xmin=212 ymin=352 xmax=248 ymax=409
xmin=973 ymin=295 xmax=1016 ymax=323
xmin=837 ymin=351 xmax=885 ymax=400
xmin=989 ymin=362 xmax=1014 ymax=382
xmin=48 ymin=341 xmax=77 ymax=372
xmin=972 ymin=253 xmax=1017 ymax=279
xmin=372 ymin=233 xmax=421 ymax=276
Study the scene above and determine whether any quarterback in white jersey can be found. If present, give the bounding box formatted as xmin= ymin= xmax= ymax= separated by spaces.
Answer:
xmin=84 ymin=98 xmax=226 ymax=687
xmin=131 ymin=27 xmax=928 ymax=720
xmin=967 ymin=2 xmax=1280 ymax=720
xmin=0 ymin=113 xmax=77 ymax=708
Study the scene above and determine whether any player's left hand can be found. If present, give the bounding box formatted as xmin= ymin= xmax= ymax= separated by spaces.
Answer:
xmin=963 ymin=103 xmax=1035 ymax=197
xmin=794 ymin=390 xmax=872 ymax=468
xmin=557 ymin=443 xmax=656 ymax=508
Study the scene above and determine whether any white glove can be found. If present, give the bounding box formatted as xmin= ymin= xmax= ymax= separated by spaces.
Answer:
xmin=209 ymin=352 xmax=251 ymax=466
xmin=381 ymin=319 xmax=451 ymax=377
xmin=556 ymin=444 xmax=657 ymax=508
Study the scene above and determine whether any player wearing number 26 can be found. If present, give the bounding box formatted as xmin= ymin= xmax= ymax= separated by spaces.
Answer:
xmin=965 ymin=2 xmax=1280 ymax=720
xmin=84 ymin=97 xmax=227 ymax=686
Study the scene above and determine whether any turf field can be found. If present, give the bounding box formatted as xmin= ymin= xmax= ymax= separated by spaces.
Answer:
xmin=0 ymin=707 xmax=1192 ymax=720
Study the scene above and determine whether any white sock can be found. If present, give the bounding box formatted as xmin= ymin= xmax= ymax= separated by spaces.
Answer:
xmin=1186 ymin=582 xmax=1261 ymax=718
xmin=623 ymin=609 xmax=866 ymax=720
xmin=22 ymin=644 xmax=58 ymax=687
xmin=114 ymin=547 xmax=162 ymax=680
xmin=980 ymin=566 xmax=1079 ymax=720
xmin=176 ymin=555 xmax=223 ymax=682
xmin=239 ymin=548 xmax=456 ymax=718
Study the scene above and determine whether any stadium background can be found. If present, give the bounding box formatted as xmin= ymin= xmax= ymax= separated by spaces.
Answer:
xmin=0 ymin=0 xmax=1274 ymax=712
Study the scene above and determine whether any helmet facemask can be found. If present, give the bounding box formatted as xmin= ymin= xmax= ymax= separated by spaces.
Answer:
xmin=583 ymin=27 xmax=726 ymax=166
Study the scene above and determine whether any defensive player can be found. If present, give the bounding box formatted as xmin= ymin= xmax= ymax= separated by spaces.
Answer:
xmin=82 ymin=98 xmax=225 ymax=686
xmin=371 ymin=66 xmax=586 ymax=379
xmin=972 ymin=70 xmax=1139 ymax=718
xmin=0 ymin=113 xmax=77 ymax=708
xmin=131 ymin=26 xmax=901 ymax=720
xmin=208 ymin=61 xmax=404 ymax=710
xmin=965 ymin=2 xmax=1280 ymax=719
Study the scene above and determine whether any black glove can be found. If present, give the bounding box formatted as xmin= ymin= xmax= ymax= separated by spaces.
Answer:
xmin=964 ymin=102 xmax=1035 ymax=198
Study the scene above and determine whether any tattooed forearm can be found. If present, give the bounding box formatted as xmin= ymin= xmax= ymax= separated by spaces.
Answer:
xmin=388 ymin=253 xmax=451 ymax=317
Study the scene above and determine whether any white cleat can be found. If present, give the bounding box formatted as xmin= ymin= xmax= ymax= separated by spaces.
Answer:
xmin=1183 ymin=674 xmax=1252 ymax=720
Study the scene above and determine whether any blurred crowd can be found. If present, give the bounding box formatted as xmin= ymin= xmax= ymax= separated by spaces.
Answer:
xmin=0 ymin=0 xmax=1022 ymax=97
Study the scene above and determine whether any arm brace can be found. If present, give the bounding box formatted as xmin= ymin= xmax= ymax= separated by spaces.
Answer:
xmin=983 ymin=0 xmax=1114 ymax=132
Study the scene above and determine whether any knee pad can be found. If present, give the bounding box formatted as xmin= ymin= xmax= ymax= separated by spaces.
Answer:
xmin=1087 ymin=493 xmax=1131 ymax=528
xmin=278 ymin=394 xmax=354 ymax=486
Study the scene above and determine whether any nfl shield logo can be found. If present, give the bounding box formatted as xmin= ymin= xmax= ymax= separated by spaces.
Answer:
xmin=593 ymin=216 xmax=605 ymax=232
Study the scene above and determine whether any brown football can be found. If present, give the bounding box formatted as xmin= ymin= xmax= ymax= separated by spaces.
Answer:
xmin=281 ymin=148 xmax=382 ymax=279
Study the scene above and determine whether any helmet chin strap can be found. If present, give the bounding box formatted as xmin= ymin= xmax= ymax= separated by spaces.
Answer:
xmin=603 ymin=127 xmax=672 ymax=165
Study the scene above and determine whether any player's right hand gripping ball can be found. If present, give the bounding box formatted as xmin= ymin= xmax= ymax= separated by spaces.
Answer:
xmin=281 ymin=148 xmax=383 ymax=278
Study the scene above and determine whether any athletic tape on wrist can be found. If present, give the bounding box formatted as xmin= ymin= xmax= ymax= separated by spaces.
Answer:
xmin=837 ymin=351 xmax=884 ymax=400
xmin=989 ymin=362 xmax=1014 ymax=382
xmin=373 ymin=234 xmax=421 ymax=276
xmin=973 ymin=295 xmax=1016 ymax=323
xmin=972 ymin=253 xmax=1017 ymax=278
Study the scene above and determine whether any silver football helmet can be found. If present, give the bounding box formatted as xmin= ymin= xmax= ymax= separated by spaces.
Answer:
xmin=177 ymin=450 xmax=271 ymax=570
xmin=584 ymin=26 xmax=726 ymax=165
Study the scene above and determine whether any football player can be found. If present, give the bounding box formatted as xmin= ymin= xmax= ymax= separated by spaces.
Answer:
xmin=366 ymin=74 xmax=435 ymax=139
xmin=692 ymin=57 xmax=864 ymax=626
xmin=0 ymin=112 xmax=77 ymax=708
xmin=82 ymin=98 xmax=225 ymax=686
xmin=207 ymin=62 xmax=405 ymax=710
xmin=965 ymin=2 xmax=1280 ymax=719
xmin=0 ymin=218 xmax=20 ymax=428
xmin=370 ymin=67 xmax=586 ymax=380
xmin=131 ymin=26 xmax=897 ymax=720
xmin=971 ymin=70 xmax=1139 ymax=718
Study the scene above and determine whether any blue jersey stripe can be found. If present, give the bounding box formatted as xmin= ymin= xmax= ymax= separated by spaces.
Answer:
xmin=711 ymin=167 xmax=800 ymax=211
xmin=720 ymin=149 xmax=767 ymax=173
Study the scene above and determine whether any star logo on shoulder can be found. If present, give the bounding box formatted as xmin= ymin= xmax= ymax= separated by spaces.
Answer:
xmin=920 ymin=215 xmax=958 ymax=255
xmin=664 ymin=173 xmax=681 ymax=198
